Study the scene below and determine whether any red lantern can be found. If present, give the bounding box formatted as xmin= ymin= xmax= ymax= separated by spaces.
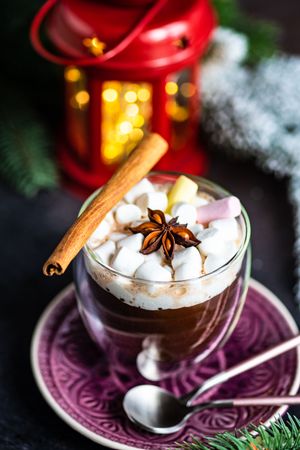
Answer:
xmin=31 ymin=0 xmax=215 ymax=192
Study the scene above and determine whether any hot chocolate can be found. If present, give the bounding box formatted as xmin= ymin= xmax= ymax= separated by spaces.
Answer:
xmin=74 ymin=173 xmax=250 ymax=380
xmin=76 ymin=255 xmax=242 ymax=379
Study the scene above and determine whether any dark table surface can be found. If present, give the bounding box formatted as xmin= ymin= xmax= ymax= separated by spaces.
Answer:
xmin=1 ymin=1 xmax=300 ymax=449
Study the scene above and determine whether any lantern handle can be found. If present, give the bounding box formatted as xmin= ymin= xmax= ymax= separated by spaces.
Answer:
xmin=30 ymin=0 xmax=168 ymax=66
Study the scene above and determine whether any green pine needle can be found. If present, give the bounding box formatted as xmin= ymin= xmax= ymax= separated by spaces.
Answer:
xmin=176 ymin=415 xmax=300 ymax=450
xmin=212 ymin=0 xmax=280 ymax=64
xmin=0 ymin=91 xmax=58 ymax=197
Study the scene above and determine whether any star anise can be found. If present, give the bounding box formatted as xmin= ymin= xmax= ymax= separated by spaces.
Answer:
xmin=129 ymin=208 xmax=200 ymax=260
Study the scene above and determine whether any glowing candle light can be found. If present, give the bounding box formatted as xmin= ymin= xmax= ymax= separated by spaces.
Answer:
xmin=102 ymin=88 xmax=118 ymax=102
xmin=126 ymin=104 xmax=139 ymax=117
xmin=130 ymin=128 xmax=144 ymax=141
xmin=124 ymin=90 xmax=137 ymax=103
xmin=133 ymin=115 xmax=145 ymax=127
xmin=165 ymin=81 xmax=178 ymax=95
xmin=70 ymin=90 xmax=90 ymax=109
xmin=180 ymin=82 xmax=196 ymax=98
xmin=137 ymin=88 xmax=150 ymax=102
xmin=75 ymin=90 xmax=90 ymax=104
xmin=119 ymin=121 xmax=133 ymax=134
xmin=102 ymin=143 xmax=123 ymax=162
xmin=65 ymin=67 xmax=81 ymax=82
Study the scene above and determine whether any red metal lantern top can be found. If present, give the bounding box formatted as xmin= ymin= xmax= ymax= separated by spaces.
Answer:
xmin=31 ymin=0 xmax=215 ymax=77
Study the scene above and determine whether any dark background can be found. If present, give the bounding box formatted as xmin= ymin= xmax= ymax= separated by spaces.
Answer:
xmin=1 ymin=1 xmax=300 ymax=449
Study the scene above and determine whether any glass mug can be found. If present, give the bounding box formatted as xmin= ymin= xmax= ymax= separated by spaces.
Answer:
xmin=74 ymin=172 xmax=251 ymax=382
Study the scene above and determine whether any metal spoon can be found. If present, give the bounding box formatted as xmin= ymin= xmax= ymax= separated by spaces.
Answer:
xmin=124 ymin=385 xmax=300 ymax=434
xmin=123 ymin=334 xmax=300 ymax=434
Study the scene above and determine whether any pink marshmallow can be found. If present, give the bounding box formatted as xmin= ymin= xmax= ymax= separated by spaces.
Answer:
xmin=197 ymin=196 xmax=241 ymax=224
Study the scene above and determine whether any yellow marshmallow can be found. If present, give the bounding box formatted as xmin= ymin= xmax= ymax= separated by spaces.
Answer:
xmin=167 ymin=175 xmax=198 ymax=213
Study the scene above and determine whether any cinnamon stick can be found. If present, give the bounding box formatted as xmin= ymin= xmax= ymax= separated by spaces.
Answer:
xmin=43 ymin=133 xmax=168 ymax=276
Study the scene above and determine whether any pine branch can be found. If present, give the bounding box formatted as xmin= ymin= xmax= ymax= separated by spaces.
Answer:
xmin=176 ymin=415 xmax=300 ymax=450
xmin=212 ymin=0 xmax=280 ymax=64
xmin=0 ymin=85 xmax=58 ymax=197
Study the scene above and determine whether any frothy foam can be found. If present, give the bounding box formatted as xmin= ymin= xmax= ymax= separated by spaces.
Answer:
xmin=84 ymin=177 xmax=245 ymax=310
xmin=85 ymin=247 xmax=243 ymax=310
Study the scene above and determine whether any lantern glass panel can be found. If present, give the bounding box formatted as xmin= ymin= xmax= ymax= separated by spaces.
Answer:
xmin=165 ymin=68 xmax=197 ymax=150
xmin=65 ymin=66 xmax=89 ymax=160
xmin=101 ymin=81 xmax=152 ymax=165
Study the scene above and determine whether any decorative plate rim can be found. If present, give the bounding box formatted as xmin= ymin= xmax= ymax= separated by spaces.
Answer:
xmin=31 ymin=279 xmax=300 ymax=450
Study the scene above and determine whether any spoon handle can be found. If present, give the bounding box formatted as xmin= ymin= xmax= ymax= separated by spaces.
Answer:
xmin=182 ymin=334 xmax=300 ymax=405
xmin=233 ymin=396 xmax=300 ymax=407
xmin=193 ymin=396 xmax=300 ymax=412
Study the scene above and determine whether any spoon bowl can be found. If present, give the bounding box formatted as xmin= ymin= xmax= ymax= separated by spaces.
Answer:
xmin=123 ymin=385 xmax=190 ymax=434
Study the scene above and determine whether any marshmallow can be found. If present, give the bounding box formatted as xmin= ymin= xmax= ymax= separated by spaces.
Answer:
xmin=115 ymin=204 xmax=142 ymax=224
xmin=175 ymin=263 xmax=201 ymax=281
xmin=111 ymin=247 xmax=144 ymax=276
xmin=110 ymin=232 xmax=128 ymax=242
xmin=190 ymin=223 xmax=204 ymax=234
xmin=172 ymin=247 xmax=202 ymax=270
xmin=204 ymin=254 xmax=225 ymax=274
xmin=163 ymin=264 xmax=173 ymax=274
xmin=209 ymin=218 xmax=239 ymax=241
xmin=112 ymin=201 xmax=126 ymax=211
xmin=167 ymin=175 xmax=198 ymax=212
xmin=124 ymin=178 xmax=154 ymax=203
xmin=104 ymin=211 xmax=115 ymax=226
xmin=136 ymin=192 xmax=168 ymax=212
xmin=204 ymin=241 xmax=239 ymax=274
xmin=135 ymin=261 xmax=172 ymax=282
xmin=117 ymin=233 xmax=144 ymax=252
xmin=171 ymin=202 xmax=197 ymax=226
xmin=193 ymin=195 xmax=209 ymax=207
xmin=197 ymin=228 xmax=225 ymax=256
xmin=88 ymin=220 xmax=111 ymax=248
xmin=197 ymin=196 xmax=241 ymax=223
xmin=93 ymin=240 xmax=116 ymax=265
xmin=222 ymin=241 xmax=239 ymax=261
xmin=143 ymin=251 xmax=164 ymax=265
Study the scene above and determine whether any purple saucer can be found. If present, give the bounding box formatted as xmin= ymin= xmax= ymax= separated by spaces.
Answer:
xmin=31 ymin=279 xmax=300 ymax=450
